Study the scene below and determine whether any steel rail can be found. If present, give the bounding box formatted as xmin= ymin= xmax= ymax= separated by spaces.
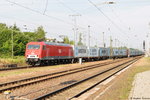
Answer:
xmin=0 ymin=65 xmax=30 ymax=71
xmin=69 ymin=58 xmax=139 ymax=100
xmin=0 ymin=57 xmax=132 ymax=71
xmin=0 ymin=58 xmax=130 ymax=93
xmin=33 ymin=57 xmax=141 ymax=100
xmin=0 ymin=58 xmax=125 ymax=87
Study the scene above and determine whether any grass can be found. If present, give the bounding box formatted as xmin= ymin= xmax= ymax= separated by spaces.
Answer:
xmin=0 ymin=56 xmax=27 ymax=66
xmin=100 ymin=57 xmax=150 ymax=100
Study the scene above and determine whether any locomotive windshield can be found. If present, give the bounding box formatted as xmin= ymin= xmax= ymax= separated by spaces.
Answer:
xmin=27 ymin=45 xmax=40 ymax=49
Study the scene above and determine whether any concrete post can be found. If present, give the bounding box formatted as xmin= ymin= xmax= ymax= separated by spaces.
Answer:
xmin=79 ymin=58 xmax=82 ymax=65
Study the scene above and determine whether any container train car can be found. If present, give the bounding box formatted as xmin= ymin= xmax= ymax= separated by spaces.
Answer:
xmin=99 ymin=47 xmax=109 ymax=59
xmin=25 ymin=42 xmax=144 ymax=66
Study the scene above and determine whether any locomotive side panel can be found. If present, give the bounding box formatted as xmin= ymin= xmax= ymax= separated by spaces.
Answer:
xmin=41 ymin=44 xmax=74 ymax=60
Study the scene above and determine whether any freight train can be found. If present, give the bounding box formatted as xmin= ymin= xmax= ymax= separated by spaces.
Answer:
xmin=25 ymin=42 xmax=144 ymax=66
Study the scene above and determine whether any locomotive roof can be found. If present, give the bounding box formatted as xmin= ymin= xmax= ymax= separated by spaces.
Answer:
xmin=44 ymin=42 xmax=71 ymax=47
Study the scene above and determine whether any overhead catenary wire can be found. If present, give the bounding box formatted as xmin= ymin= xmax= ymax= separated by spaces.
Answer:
xmin=56 ymin=0 xmax=80 ymax=15
xmin=55 ymin=0 xmax=108 ymax=43
xmin=106 ymin=0 xmax=133 ymax=47
xmin=5 ymin=0 xmax=75 ymax=26
xmin=56 ymin=0 xmax=93 ymax=31
xmin=88 ymin=0 xmax=129 ymax=40
xmin=0 ymin=14 xmax=40 ymax=30
xmin=56 ymin=0 xmax=119 ymax=47
xmin=105 ymin=1 xmax=139 ymax=48
xmin=106 ymin=3 xmax=130 ymax=47
xmin=108 ymin=2 xmax=141 ymax=37
xmin=56 ymin=0 xmax=108 ymax=31
xmin=106 ymin=0 xmax=142 ymax=38
xmin=87 ymin=0 xmax=129 ymax=47
xmin=43 ymin=0 xmax=48 ymax=15
xmin=4 ymin=0 xmax=129 ymax=47
xmin=106 ymin=2 xmax=130 ymax=30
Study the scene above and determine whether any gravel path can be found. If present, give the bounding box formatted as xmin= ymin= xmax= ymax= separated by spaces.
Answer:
xmin=129 ymin=71 xmax=150 ymax=100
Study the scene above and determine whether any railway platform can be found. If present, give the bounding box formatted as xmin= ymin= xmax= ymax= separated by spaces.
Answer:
xmin=129 ymin=71 xmax=150 ymax=100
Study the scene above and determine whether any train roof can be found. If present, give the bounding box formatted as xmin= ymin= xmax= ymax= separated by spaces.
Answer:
xmin=44 ymin=42 xmax=71 ymax=47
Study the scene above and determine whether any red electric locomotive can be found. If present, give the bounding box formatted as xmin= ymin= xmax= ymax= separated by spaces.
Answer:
xmin=25 ymin=42 xmax=74 ymax=66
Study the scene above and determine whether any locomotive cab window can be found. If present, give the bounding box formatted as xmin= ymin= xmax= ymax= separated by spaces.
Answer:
xmin=27 ymin=45 xmax=40 ymax=49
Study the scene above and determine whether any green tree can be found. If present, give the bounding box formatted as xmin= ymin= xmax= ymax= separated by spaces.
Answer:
xmin=62 ymin=36 xmax=74 ymax=45
xmin=69 ymin=40 xmax=74 ymax=45
xmin=9 ymin=23 xmax=20 ymax=31
xmin=77 ymin=33 xmax=83 ymax=45
xmin=63 ymin=37 xmax=70 ymax=44
xmin=0 ymin=23 xmax=47 ymax=57
xmin=35 ymin=26 xmax=46 ymax=41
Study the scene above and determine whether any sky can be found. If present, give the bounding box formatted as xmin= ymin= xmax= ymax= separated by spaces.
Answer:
xmin=0 ymin=0 xmax=150 ymax=50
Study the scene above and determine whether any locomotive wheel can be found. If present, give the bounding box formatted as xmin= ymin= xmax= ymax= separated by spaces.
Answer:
xmin=31 ymin=62 xmax=36 ymax=66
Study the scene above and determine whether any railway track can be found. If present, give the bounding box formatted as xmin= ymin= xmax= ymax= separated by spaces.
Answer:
xmin=0 ymin=63 xmax=71 ymax=71
xmin=0 ymin=58 xmax=128 ymax=93
xmin=0 ymin=58 xmax=133 ymax=71
xmin=0 ymin=65 xmax=30 ymax=71
xmin=0 ymin=57 xmax=141 ymax=100
xmin=0 ymin=62 xmax=73 ymax=71
xmin=33 ymin=57 xmax=141 ymax=100
xmin=69 ymin=58 xmax=139 ymax=100
xmin=0 ymin=61 xmax=111 ymax=71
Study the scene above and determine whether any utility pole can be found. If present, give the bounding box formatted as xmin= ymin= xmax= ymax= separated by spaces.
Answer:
xmin=69 ymin=14 xmax=81 ymax=46
xmin=102 ymin=32 xmax=105 ymax=47
xmin=88 ymin=25 xmax=91 ymax=48
xmin=115 ymin=38 xmax=117 ymax=48
xmin=11 ymin=30 xmax=14 ymax=59
xmin=82 ymin=33 xmax=86 ymax=46
xmin=96 ymin=39 xmax=98 ymax=47
xmin=110 ymin=36 xmax=113 ymax=58
xmin=148 ymin=22 xmax=150 ymax=56
xmin=72 ymin=28 xmax=75 ymax=46
xmin=108 ymin=27 xmax=113 ymax=58
xmin=146 ymin=33 xmax=150 ymax=57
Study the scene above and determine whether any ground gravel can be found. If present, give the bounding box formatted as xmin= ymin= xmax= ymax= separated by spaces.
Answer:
xmin=129 ymin=71 xmax=150 ymax=100
xmin=0 ymin=58 xmax=130 ymax=99
xmin=0 ymin=59 xmax=112 ymax=83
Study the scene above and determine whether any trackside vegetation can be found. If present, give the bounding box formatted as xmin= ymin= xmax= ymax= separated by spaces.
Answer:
xmin=0 ymin=56 xmax=26 ymax=66
xmin=0 ymin=23 xmax=76 ymax=65
xmin=0 ymin=23 xmax=46 ymax=57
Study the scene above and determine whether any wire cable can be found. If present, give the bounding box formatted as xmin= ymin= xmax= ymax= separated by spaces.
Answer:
xmin=43 ymin=0 xmax=48 ymax=15
xmin=56 ymin=0 xmax=80 ymax=14
xmin=55 ymin=0 xmax=105 ymax=32
xmin=106 ymin=1 xmax=130 ymax=30
xmin=88 ymin=0 xmax=128 ymax=39
xmin=5 ymin=0 xmax=73 ymax=25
